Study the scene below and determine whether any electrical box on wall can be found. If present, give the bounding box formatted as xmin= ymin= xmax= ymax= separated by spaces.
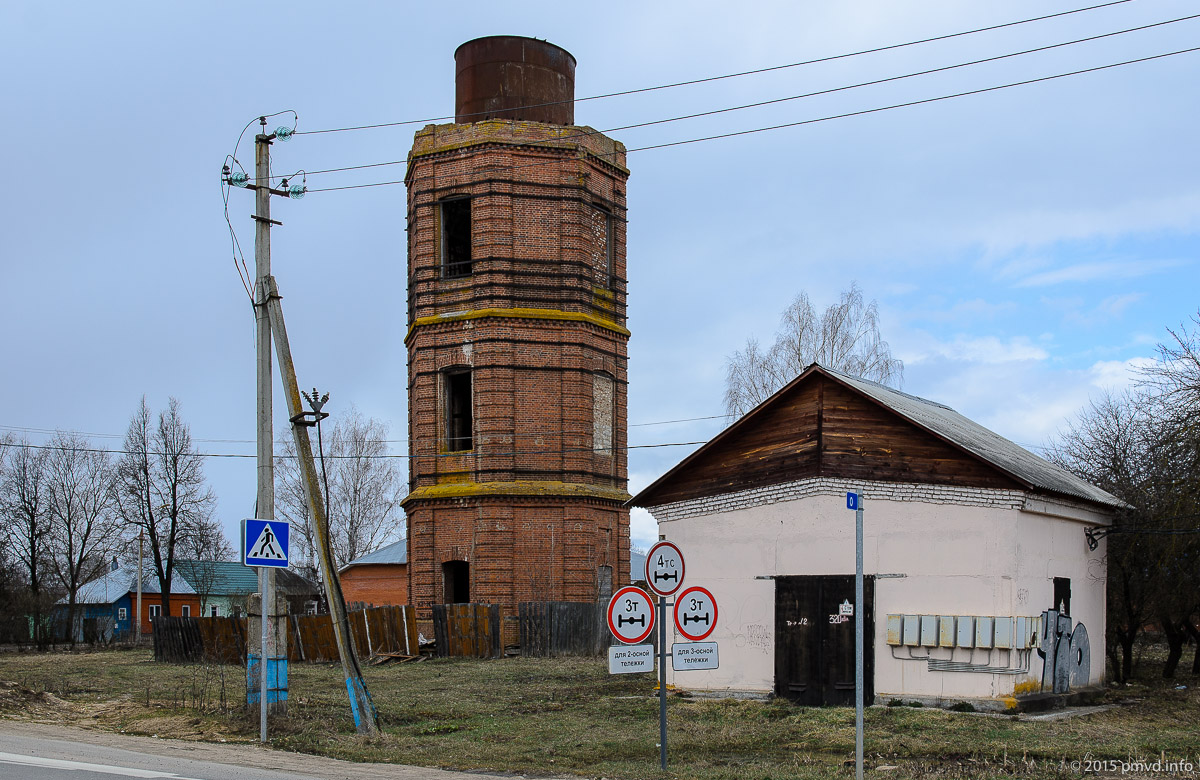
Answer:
xmin=956 ymin=615 xmax=975 ymax=648
xmin=994 ymin=617 xmax=1014 ymax=649
xmin=919 ymin=615 xmax=938 ymax=646
xmin=975 ymin=616 xmax=994 ymax=649
xmin=938 ymin=615 xmax=956 ymax=647
xmin=886 ymin=615 xmax=902 ymax=646
xmin=886 ymin=613 xmax=1041 ymax=650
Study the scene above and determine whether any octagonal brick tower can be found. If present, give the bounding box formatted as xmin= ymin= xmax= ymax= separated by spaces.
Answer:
xmin=403 ymin=36 xmax=630 ymax=637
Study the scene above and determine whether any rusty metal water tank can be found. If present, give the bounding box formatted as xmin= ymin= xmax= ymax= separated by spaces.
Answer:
xmin=455 ymin=36 xmax=576 ymax=125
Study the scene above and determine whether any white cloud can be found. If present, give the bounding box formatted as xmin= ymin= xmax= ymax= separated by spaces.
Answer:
xmin=1016 ymin=259 xmax=1185 ymax=288
xmin=1088 ymin=357 xmax=1156 ymax=391
xmin=904 ymin=335 xmax=1049 ymax=365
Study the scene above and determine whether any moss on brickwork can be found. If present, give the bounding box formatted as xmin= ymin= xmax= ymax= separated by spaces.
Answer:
xmin=405 ymin=307 xmax=631 ymax=345
xmin=402 ymin=480 xmax=631 ymax=506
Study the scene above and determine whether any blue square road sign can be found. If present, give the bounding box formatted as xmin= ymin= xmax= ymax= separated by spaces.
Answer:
xmin=846 ymin=492 xmax=859 ymax=511
xmin=243 ymin=518 xmax=290 ymax=568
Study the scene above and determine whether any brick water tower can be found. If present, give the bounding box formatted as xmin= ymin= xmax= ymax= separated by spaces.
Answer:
xmin=403 ymin=36 xmax=631 ymax=636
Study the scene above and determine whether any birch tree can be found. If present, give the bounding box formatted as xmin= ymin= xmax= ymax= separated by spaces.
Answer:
xmin=724 ymin=283 xmax=903 ymax=417
xmin=276 ymin=408 xmax=405 ymax=576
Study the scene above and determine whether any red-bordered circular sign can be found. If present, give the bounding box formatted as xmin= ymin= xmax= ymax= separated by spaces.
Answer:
xmin=645 ymin=540 xmax=686 ymax=596
xmin=607 ymin=585 xmax=655 ymax=644
xmin=673 ymin=586 xmax=718 ymax=641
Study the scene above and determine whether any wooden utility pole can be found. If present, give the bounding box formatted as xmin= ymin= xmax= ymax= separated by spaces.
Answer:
xmin=264 ymin=278 xmax=380 ymax=735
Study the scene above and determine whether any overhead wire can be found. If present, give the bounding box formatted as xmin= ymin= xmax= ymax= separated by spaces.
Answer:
xmin=294 ymin=0 xmax=1136 ymax=137
xmin=302 ymin=44 xmax=1200 ymax=194
xmin=3 ymin=438 xmax=711 ymax=461
xmin=284 ymin=11 xmax=1200 ymax=185
xmin=1 ymin=413 xmax=730 ymax=448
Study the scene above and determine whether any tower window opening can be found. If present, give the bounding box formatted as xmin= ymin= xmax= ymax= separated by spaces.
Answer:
xmin=440 ymin=198 xmax=472 ymax=277
xmin=443 ymin=560 xmax=470 ymax=603
xmin=445 ymin=370 xmax=473 ymax=451
xmin=593 ymin=207 xmax=616 ymax=288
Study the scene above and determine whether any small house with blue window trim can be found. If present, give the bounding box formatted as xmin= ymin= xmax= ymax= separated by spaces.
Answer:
xmin=55 ymin=566 xmax=199 ymax=642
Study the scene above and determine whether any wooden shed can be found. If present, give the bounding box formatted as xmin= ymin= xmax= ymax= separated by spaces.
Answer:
xmin=631 ymin=364 xmax=1121 ymax=708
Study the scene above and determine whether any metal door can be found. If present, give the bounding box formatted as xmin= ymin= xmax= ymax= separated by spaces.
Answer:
xmin=775 ymin=575 xmax=874 ymax=705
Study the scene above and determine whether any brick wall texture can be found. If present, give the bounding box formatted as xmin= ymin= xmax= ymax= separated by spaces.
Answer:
xmin=340 ymin=564 xmax=411 ymax=607
xmin=403 ymin=118 xmax=631 ymax=633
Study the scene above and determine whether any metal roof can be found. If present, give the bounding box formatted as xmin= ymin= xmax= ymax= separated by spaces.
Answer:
xmin=174 ymin=560 xmax=322 ymax=597
xmin=67 ymin=566 xmax=196 ymax=605
xmin=631 ymin=363 xmax=1123 ymax=511
xmin=820 ymin=365 xmax=1124 ymax=509
xmin=339 ymin=539 xmax=408 ymax=571
xmin=174 ymin=560 xmax=258 ymax=595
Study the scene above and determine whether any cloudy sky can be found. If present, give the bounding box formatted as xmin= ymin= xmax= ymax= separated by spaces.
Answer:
xmin=2 ymin=1 xmax=1197 ymax=553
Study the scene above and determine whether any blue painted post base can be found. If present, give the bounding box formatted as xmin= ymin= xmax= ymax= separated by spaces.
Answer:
xmin=345 ymin=675 xmax=379 ymax=733
xmin=247 ymin=655 xmax=289 ymax=711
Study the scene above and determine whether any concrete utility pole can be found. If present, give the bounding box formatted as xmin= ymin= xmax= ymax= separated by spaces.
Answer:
xmin=135 ymin=530 xmax=143 ymax=645
xmin=232 ymin=117 xmax=378 ymax=737
xmin=253 ymin=121 xmax=284 ymax=736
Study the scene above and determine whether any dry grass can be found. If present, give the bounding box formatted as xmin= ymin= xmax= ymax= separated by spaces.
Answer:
xmin=0 ymin=647 xmax=1197 ymax=779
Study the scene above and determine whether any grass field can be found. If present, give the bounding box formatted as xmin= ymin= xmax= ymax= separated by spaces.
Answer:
xmin=0 ymin=648 xmax=1197 ymax=779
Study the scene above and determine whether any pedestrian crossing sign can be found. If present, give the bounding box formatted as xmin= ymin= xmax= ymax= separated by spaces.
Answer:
xmin=242 ymin=518 xmax=290 ymax=568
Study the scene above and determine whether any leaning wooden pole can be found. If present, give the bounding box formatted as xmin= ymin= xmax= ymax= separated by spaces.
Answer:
xmin=263 ymin=275 xmax=380 ymax=736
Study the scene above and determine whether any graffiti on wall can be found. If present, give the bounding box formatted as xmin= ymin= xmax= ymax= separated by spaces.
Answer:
xmin=1037 ymin=608 xmax=1090 ymax=693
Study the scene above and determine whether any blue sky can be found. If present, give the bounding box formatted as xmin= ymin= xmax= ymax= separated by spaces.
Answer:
xmin=2 ymin=1 xmax=1197 ymax=553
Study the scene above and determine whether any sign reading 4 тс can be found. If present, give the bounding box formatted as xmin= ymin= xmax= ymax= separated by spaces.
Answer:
xmin=645 ymin=540 xmax=685 ymax=596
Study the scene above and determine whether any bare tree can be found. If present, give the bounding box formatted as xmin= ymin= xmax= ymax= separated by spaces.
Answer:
xmin=1050 ymin=313 xmax=1200 ymax=681
xmin=174 ymin=517 xmax=235 ymax=617
xmin=724 ymin=283 xmax=904 ymax=417
xmin=113 ymin=398 xmax=216 ymax=618
xmin=276 ymin=407 xmax=405 ymax=577
xmin=0 ymin=438 xmax=56 ymax=647
xmin=44 ymin=433 xmax=121 ymax=643
xmin=1047 ymin=390 xmax=1158 ymax=682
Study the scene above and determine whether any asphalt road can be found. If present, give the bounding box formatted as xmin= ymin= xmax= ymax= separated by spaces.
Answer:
xmin=0 ymin=721 xmax=538 ymax=780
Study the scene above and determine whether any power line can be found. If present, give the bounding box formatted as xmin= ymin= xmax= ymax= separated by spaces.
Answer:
xmin=294 ymin=0 xmax=1135 ymax=137
xmin=622 ymin=44 xmax=1200 ymax=154
xmin=1 ymin=413 xmax=727 ymax=446
xmin=286 ymin=11 xmax=1200 ymax=184
xmin=304 ymin=44 xmax=1200 ymax=194
xmin=4 ymin=438 xmax=710 ymax=460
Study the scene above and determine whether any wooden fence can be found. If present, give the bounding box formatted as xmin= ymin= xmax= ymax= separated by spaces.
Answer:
xmin=152 ymin=615 xmax=206 ymax=663
xmin=518 ymin=601 xmax=610 ymax=657
xmin=288 ymin=606 xmax=419 ymax=663
xmin=152 ymin=606 xmax=418 ymax=664
xmin=432 ymin=603 xmax=502 ymax=659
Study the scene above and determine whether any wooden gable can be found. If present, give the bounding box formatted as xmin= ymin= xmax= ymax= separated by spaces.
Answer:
xmin=635 ymin=371 xmax=1023 ymax=507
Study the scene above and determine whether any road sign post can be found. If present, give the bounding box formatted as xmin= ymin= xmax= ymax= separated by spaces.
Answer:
xmin=242 ymin=518 xmax=290 ymax=743
xmin=846 ymin=491 xmax=865 ymax=780
xmin=645 ymin=540 xmax=687 ymax=771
